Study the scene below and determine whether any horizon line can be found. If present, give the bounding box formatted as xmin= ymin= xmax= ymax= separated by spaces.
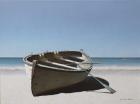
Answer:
xmin=0 ymin=56 xmax=140 ymax=58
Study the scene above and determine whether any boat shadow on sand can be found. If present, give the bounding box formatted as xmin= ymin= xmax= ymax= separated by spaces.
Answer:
xmin=38 ymin=76 xmax=109 ymax=96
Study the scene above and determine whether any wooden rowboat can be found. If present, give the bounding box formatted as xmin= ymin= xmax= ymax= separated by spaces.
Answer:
xmin=23 ymin=50 xmax=93 ymax=96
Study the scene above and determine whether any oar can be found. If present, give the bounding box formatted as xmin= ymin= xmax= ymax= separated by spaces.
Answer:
xmin=89 ymin=73 xmax=116 ymax=94
xmin=80 ymin=50 xmax=116 ymax=93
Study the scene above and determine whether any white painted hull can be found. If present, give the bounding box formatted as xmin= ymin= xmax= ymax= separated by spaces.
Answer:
xmin=25 ymin=64 xmax=32 ymax=79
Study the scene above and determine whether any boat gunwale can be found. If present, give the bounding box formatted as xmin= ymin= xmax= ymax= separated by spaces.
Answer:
xmin=23 ymin=51 xmax=93 ymax=72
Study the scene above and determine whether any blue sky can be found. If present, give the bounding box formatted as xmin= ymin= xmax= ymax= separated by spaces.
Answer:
xmin=0 ymin=0 xmax=140 ymax=57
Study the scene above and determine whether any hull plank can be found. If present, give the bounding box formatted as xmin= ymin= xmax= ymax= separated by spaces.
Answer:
xmin=32 ymin=64 xmax=90 ymax=96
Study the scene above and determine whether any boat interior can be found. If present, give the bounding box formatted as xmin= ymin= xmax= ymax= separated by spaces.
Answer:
xmin=26 ymin=51 xmax=92 ymax=70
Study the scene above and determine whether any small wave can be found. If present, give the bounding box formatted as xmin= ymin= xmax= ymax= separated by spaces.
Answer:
xmin=93 ymin=66 xmax=140 ymax=71
xmin=1 ymin=65 xmax=140 ymax=72
xmin=0 ymin=66 xmax=25 ymax=71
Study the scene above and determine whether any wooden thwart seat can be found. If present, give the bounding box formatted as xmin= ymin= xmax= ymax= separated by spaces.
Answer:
xmin=38 ymin=60 xmax=77 ymax=70
xmin=62 ymin=56 xmax=84 ymax=62
xmin=46 ymin=58 xmax=77 ymax=67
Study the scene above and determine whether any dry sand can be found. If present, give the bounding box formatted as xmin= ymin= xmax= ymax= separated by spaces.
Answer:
xmin=0 ymin=70 xmax=140 ymax=104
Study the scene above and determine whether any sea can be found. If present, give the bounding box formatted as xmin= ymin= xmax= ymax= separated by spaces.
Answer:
xmin=0 ymin=57 xmax=140 ymax=71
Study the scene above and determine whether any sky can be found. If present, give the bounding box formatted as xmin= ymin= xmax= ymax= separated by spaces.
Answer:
xmin=0 ymin=0 xmax=140 ymax=57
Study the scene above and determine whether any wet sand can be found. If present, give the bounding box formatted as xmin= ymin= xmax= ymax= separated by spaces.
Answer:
xmin=0 ymin=69 xmax=140 ymax=104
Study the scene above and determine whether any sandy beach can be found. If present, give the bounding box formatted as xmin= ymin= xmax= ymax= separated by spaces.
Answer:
xmin=0 ymin=69 xmax=140 ymax=104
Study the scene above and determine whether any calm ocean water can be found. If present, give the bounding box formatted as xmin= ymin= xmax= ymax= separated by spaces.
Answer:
xmin=0 ymin=57 xmax=140 ymax=70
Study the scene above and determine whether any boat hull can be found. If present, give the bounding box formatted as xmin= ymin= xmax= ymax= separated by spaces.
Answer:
xmin=23 ymin=51 xmax=93 ymax=96
xmin=31 ymin=64 xmax=91 ymax=96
